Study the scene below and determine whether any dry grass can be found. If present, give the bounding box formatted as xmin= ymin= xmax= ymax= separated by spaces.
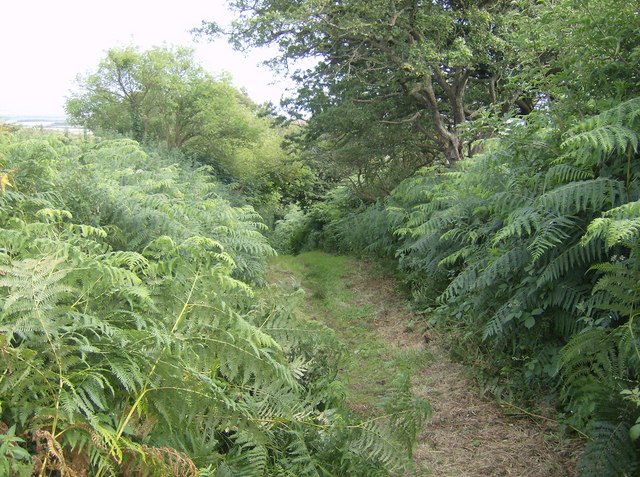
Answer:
xmin=267 ymin=253 xmax=582 ymax=476
xmin=347 ymin=260 xmax=582 ymax=477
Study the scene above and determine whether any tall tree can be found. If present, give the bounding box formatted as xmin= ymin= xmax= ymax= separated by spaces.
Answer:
xmin=66 ymin=47 xmax=149 ymax=141
xmin=220 ymin=0 xmax=534 ymax=180
xmin=67 ymin=45 xmax=317 ymax=210
xmin=66 ymin=46 xmax=253 ymax=151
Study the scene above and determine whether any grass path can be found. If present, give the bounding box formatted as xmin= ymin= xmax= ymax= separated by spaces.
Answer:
xmin=267 ymin=252 xmax=581 ymax=476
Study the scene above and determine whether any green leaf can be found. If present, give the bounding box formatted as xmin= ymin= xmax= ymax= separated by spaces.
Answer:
xmin=524 ymin=315 xmax=536 ymax=329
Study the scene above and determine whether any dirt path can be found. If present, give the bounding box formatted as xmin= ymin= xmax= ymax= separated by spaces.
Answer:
xmin=268 ymin=253 xmax=581 ymax=476
xmin=347 ymin=261 xmax=581 ymax=476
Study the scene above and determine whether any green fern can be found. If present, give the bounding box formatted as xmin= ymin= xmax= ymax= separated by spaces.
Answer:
xmin=563 ymin=97 xmax=640 ymax=165
xmin=583 ymin=200 xmax=640 ymax=249
xmin=545 ymin=163 xmax=595 ymax=188
xmin=0 ymin=131 xmax=423 ymax=476
xmin=492 ymin=207 xmax=541 ymax=243
xmin=537 ymin=178 xmax=626 ymax=215
xmin=527 ymin=214 xmax=578 ymax=263
xmin=578 ymin=421 xmax=638 ymax=477
xmin=537 ymin=237 xmax=605 ymax=287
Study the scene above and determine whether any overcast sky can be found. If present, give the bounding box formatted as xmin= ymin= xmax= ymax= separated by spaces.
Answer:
xmin=0 ymin=1 xmax=289 ymax=117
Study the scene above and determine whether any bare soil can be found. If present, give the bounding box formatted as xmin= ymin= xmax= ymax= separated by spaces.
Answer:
xmin=347 ymin=260 xmax=582 ymax=477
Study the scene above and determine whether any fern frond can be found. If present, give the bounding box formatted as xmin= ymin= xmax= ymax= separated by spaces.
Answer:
xmin=564 ymin=125 xmax=638 ymax=162
xmin=578 ymin=421 xmax=637 ymax=477
xmin=438 ymin=245 xmax=474 ymax=267
xmin=0 ymin=256 xmax=72 ymax=338
xmin=439 ymin=259 xmax=485 ymax=303
xmin=537 ymin=237 xmax=604 ymax=286
xmin=218 ymin=432 xmax=269 ymax=477
xmin=589 ymin=263 xmax=640 ymax=315
xmin=538 ymin=178 xmax=626 ymax=215
xmin=563 ymin=97 xmax=640 ymax=165
xmin=475 ymin=246 xmax=530 ymax=291
xmin=493 ymin=207 xmax=539 ymax=243
xmin=547 ymin=282 xmax=591 ymax=314
xmin=528 ymin=215 xmax=578 ymax=263
xmin=585 ymin=217 xmax=640 ymax=250
xmin=545 ymin=163 xmax=595 ymax=187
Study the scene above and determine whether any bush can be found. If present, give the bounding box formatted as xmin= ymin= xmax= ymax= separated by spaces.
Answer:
xmin=0 ymin=131 xmax=424 ymax=476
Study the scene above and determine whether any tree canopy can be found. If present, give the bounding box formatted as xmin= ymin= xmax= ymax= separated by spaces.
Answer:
xmin=218 ymin=0 xmax=640 ymax=200
xmin=66 ymin=45 xmax=318 ymax=211
xmin=66 ymin=46 xmax=261 ymax=153
xmin=219 ymin=0 xmax=541 ymax=195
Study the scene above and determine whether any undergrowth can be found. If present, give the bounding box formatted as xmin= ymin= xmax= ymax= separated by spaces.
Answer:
xmin=273 ymin=98 xmax=640 ymax=474
xmin=0 ymin=130 xmax=427 ymax=476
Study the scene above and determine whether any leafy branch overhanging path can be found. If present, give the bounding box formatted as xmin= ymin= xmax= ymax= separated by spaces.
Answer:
xmin=267 ymin=253 xmax=581 ymax=477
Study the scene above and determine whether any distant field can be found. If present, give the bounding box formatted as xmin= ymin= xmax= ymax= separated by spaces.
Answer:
xmin=0 ymin=115 xmax=84 ymax=133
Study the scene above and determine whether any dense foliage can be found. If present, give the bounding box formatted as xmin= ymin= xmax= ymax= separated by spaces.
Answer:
xmin=0 ymin=129 xmax=428 ymax=476
xmin=219 ymin=0 xmax=555 ymax=199
xmin=66 ymin=46 xmax=317 ymax=215
xmin=275 ymin=94 xmax=640 ymax=476
xmin=4 ymin=0 xmax=638 ymax=473
xmin=236 ymin=0 xmax=640 ymax=474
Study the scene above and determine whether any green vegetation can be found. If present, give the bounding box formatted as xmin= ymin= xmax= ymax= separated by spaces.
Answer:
xmin=225 ymin=0 xmax=521 ymax=176
xmin=221 ymin=0 xmax=640 ymax=475
xmin=66 ymin=45 xmax=317 ymax=215
xmin=0 ymin=130 xmax=426 ymax=475
xmin=272 ymin=91 xmax=640 ymax=477
xmin=3 ymin=0 xmax=640 ymax=474
xmin=267 ymin=253 xmax=430 ymax=411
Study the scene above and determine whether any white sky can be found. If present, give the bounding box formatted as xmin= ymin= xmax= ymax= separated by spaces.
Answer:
xmin=0 ymin=1 xmax=289 ymax=117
